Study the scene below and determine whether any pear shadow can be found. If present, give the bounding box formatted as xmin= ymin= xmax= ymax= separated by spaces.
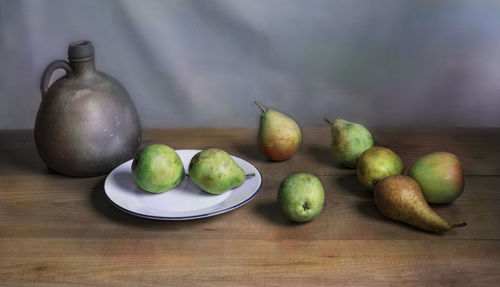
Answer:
xmin=356 ymin=200 xmax=388 ymax=222
xmin=254 ymin=201 xmax=294 ymax=226
xmin=356 ymin=201 xmax=441 ymax=235
xmin=336 ymin=174 xmax=373 ymax=199
xmin=90 ymin=177 xmax=217 ymax=228
xmin=306 ymin=144 xmax=350 ymax=169
xmin=113 ymin=171 xmax=137 ymax=191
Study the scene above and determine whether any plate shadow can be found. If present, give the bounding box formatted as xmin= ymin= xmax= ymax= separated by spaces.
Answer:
xmin=90 ymin=177 xmax=217 ymax=228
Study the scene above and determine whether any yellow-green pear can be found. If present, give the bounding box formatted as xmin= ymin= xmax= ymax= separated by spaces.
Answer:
xmin=131 ymin=144 xmax=185 ymax=193
xmin=188 ymin=148 xmax=247 ymax=194
xmin=409 ymin=152 xmax=464 ymax=204
xmin=356 ymin=146 xmax=404 ymax=191
xmin=255 ymin=101 xmax=301 ymax=161
xmin=324 ymin=118 xmax=373 ymax=168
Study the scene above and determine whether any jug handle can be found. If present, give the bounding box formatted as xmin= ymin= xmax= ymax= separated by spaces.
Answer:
xmin=40 ymin=60 xmax=73 ymax=97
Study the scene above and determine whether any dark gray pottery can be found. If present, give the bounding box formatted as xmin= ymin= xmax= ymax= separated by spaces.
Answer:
xmin=35 ymin=41 xmax=142 ymax=177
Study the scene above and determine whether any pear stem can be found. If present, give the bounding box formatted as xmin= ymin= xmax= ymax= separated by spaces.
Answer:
xmin=324 ymin=118 xmax=333 ymax=126
xmin=254 ymin=101 xmax=267 ymax=113
xmin=452 ymin=222 xmax=467 ymax=229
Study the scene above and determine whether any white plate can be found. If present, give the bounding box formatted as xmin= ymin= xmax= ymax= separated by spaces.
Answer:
xmin=104 ymin=149 xmax=262 ymax=220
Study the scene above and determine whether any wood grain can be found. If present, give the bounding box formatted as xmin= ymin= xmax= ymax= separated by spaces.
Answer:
xmin=1 ymin=128 xmax=500 ymax=286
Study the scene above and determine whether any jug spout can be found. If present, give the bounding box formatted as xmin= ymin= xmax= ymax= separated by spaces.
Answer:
xmin=68 ymin=41 xmax=96 ymax=77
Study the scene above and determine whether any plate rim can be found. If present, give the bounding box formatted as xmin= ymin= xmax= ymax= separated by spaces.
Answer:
xmin=104 ymin=149 xmax=263 ymax=220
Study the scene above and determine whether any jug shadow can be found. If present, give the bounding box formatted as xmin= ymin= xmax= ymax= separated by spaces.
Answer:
xmin=356 ymin=201 xmax=436 ymax=235
xmin=2 ymin=148 xmax=52 ymax=174
xmin=0 ymin=132 xmax=50 ymax=174
xmin=90 ymin=177 xmax=218 ymax=229
xmin=336 ymin=174 xmax=373 ymax=200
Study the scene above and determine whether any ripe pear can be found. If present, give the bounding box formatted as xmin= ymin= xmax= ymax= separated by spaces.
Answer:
xmin=255 ymin=101 xmax=301 ymax=161
xmin=188 ymin=148 xmax=247 ymax=194
xmin=356 ymin=146 xmax=404 ymax=191
xmin=278 ymin=173 xmax=325 ymax=222
xmin=374 ymin=175 xmax=466 ymax=233
xmin=132 ymin=144 xmax=185 ymax=193
xmin=324 ymin=118 xmax=373 ymax=168
xmin=408 ymin=152 xmax=464 ymax=204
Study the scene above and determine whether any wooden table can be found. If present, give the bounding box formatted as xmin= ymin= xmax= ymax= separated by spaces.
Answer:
xmin=1 ymin=128 xmax=500 ymax=286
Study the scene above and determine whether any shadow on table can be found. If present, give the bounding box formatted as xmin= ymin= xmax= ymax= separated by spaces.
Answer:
xmin=232 ymin=142 xmax=266 ymax=163
xmin=306 ymin=144 xmax=349 ymax=169
xmin=253 ymin=201 xmax=293 ymax=226
xmin=0 ymin=134 xmax=50 ymax=175
xmin=336 ymin=174 xmax=373 ymax=200
xmin=90 ymin=178 xmax=218 ymax=228
xmin=356 ymin=200 xmax=438 ymax=235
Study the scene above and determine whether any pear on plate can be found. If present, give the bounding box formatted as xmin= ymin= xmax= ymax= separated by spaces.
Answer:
xmin=324 ymin=118 xmax=373 ymax=168
xmin=131 ymin=144 xmax=185 ymax=193
xmin=374 ymin=175 xmax=466 ymax=233
xmin=188 ymin=148 xmax=248 ymax=194
xmin=255 ymin=101 xmax=301 ymax=161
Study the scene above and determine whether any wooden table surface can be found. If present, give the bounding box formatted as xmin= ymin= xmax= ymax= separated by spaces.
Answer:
xmin=1 ymin=128 xmax=500 ymax=286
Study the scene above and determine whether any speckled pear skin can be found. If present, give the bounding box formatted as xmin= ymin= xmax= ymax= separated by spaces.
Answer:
xmin=408 ymin=152 xmax=464 ymax=204
xmin=256 ymin=102 xmax=301 ymax=161
xmin=327 ymin=119 xmax=373 ymax=168
xmin=131 ymin=144 xmax=185 ymax=193
xmin=374 ymin=175 xmax=465 ymax=233
xmin=188 ymin=148 xmax=246 ymax=194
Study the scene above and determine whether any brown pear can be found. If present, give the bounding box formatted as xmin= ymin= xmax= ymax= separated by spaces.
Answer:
xmin=374 ymin=175 xmax=466 ymax=233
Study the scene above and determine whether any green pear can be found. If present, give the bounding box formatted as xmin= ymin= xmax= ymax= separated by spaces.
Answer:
xmin=255 ymin=101 xmax=301 ymax=161
xmin=356 ymin=146 xmax=404 ymax=191
xmin=374 ymin=175 xmax=466 ymax=233
xmin=188 ymin=148 xmax=247 ymax=194
xmin=131 ymin=144 xmax=185 ymax=193
xmin=408 ymin=152 xmax=464 ymax=204
xmin=278 ymin=173 xmax=325 ymax=222
xmin=324 ymin=118 xmax=373 ymax=168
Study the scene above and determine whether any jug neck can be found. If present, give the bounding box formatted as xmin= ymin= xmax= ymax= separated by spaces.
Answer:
xmin=70 ymin=58 xmax=96 ymax=77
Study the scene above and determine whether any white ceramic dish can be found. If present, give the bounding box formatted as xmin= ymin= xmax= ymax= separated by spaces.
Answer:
xmin=104 ymin=149 xmax=262 ymax=220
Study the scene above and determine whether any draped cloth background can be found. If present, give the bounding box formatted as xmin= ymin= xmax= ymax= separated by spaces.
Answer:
xmin=1 ymin=0 xmax=499 ymax=128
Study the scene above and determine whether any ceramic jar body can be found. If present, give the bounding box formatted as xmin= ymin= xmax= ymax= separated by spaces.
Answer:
xmin=35 ymin=41 xmax=142 ymax=177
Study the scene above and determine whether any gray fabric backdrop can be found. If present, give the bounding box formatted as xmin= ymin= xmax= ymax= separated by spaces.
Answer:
xmin=1 ymin=0 xmax=499 ymax=129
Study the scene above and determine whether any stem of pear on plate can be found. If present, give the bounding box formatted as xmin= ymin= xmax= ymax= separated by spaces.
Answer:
xmin=254 ymin=101 xmax=267 ymax=113
xmin=324 ymin=118 xmax=333 ymax=125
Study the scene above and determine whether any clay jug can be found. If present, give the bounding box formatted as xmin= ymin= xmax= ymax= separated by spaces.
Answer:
xmin=35 ymin=41 xmax=142 ymax=177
